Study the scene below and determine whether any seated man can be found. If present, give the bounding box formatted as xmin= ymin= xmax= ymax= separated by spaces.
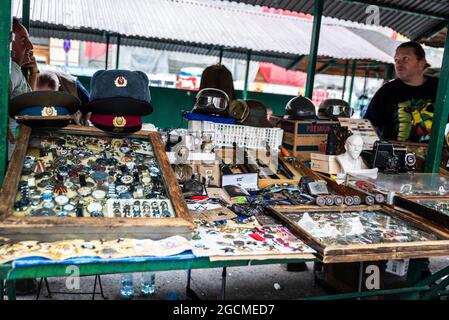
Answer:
xmin=9 ymin=17 xmax=38 ymax=159
xmin=36 ymin=70 xmax=90 ymax=125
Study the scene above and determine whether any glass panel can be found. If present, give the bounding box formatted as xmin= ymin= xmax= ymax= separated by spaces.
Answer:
xmin=14 ymin=132 xmax=175 ymax=218
xmin=285 ymin=210 xmax=440 ymax=247
xmin=417 ymin=200 xmax=449 ymax=217
xmin=346 ymin=173 xmax=449 ymax=196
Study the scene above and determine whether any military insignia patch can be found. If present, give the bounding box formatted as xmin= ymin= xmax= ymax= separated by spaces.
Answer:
xmin=41 ymin=106 xmax=57 ymax=117
xmin=114 ymin=76 xmax=128 ymax=88
xmin=113 ymin=116 xmax=127 ymax=128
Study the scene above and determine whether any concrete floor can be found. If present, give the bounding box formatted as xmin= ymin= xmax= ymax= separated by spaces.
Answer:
xmin=14 ymin=257 xmax=449 ymax=300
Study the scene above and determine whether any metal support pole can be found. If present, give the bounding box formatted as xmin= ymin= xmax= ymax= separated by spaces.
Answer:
xmin=342 ymin=0 xmax=448 ymax=20
xmin=425 ymin=22 xmax=449 ymax=173
xmin=185 ymin=269 xmax=200 ymax=300
xmin=288 ymin=55 xmax=306 ymax=70
xmin=305 ymin=0 xmax=323 ymax=99
xmin=220 ymin=267 xmax=227 ymax=300
xmin=357 ymin=262 xmax=364 ymax=301
xmin=115 ymin=34 xmax=121 ymax=69
xmin=243 ymin=50 xmax=251 ymax=100
xmin=342 ymin=60 xmax=349 ymax=100
xmin=186 ymin=268 xmax=192 ymax=293
xmin=348 ymin=60 xmax=357 ymax=107
xmin=22 ymin=0 xmax=30 ymax=31
xmin=105 ymin=33 xmax=110 ymax=70
xmin=386 ymin=64 xmax=394 ymax=80
xmin=0 ymin=0 xmax=12 ymax=187
xmin=6 ymin=280 xmax=16 ymax=300
xmin=363 ymin=67 xmax=368 ymax=93
xmin=219 ymin=47 xmax=224 ymax=64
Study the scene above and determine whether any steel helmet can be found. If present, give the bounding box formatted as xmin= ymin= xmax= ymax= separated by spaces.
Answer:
xmin=284 ymin=96 xmax=317 ymax=120
xmin=318 ymin=99 xmax=352 ymax=120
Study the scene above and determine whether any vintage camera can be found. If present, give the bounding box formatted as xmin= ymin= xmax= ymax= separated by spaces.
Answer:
xmin=371 ymin=141 xmax=416 ymax=174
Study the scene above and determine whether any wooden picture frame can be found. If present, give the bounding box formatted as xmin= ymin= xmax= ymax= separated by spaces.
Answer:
xmin=0 ymin=125 xmax=194 ymax=242
xmin=266 ymin=205 xmax=449 ymax=263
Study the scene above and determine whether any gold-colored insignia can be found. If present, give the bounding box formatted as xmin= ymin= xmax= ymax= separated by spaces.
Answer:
xmin=41 ymin=106 xmax=57 ymax=117
xmin=114 ymin=76 xmax=128 ymax=88
xmin=113 ymin=116 xmax=126 ymax=128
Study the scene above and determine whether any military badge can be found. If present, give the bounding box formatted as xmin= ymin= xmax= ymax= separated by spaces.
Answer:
xmin=114 ymin=76 xmax=128 ymax=88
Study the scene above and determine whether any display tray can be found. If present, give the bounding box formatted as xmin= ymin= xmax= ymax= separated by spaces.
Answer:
xmin=0 ymin=125 xmax=194 ymax=242
xmin=345 ymin=173 xmax=449 ymax=230
xmin=348 ymin=173 xmax=449 ymax=197
xmin=265 ymin=205 xmax=449 ymax=263
xmin=394 ymin=196 xmax=449 ymax=230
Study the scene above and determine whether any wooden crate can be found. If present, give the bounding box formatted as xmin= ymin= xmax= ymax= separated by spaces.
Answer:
xmin=0 ymin=125 xmax=194 ymax=242
xmin=266 ymin=205 xmax=449 ymax=263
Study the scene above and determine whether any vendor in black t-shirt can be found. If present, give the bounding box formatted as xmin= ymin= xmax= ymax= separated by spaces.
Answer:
xmin=363 ymin=42 xmax=439 ymax=143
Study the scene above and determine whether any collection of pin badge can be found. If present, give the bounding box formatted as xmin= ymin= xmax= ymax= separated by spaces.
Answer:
xmin=14 ymin=133 xmax=175 ymax=218
xmin=286 ymin=210 xmax=438 ymax=246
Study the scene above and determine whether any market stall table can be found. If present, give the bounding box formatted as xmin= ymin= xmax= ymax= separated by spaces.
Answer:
xmin=0 ymin=252 xmax=316 ymax=300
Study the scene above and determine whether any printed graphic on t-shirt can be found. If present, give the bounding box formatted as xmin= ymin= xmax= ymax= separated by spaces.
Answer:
xmin=396 ymin=99 xmax=434 ymax=143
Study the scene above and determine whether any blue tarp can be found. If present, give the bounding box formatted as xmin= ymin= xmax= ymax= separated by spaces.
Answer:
xmin=11 ymin=251 xmax=197 ymax=268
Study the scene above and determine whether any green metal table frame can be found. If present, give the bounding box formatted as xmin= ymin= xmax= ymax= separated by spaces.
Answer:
xmin=0 ymin=256 xmax=314 ymax=300
xmin=1 ymin=256 xmax=448 ymax=301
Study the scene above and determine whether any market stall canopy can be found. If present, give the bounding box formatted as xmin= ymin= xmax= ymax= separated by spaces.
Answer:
xmin=421 ymin=28 xmax=448 ymax=48
xmin=13 ymin=0 xmax=393 ymax=69
xmin=222 ymin=0 xmax=449 ymax=42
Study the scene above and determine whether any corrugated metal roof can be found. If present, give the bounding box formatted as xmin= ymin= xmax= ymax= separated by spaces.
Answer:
xmin=348 ymin=28 xmax=401 ymax=57
xmin=13 ymin=0 xmax=394 ymax=67
xmin=222 ymin=0 xmax=449 ymax=43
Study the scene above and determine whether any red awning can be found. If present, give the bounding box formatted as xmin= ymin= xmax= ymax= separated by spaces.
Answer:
xmin=261 ymin=7 xmax=312 ymax=20
xmin=84 ymin=42 xmax=113 ymax=59
xmin=258 ymin=62 xmax=307 ymax=87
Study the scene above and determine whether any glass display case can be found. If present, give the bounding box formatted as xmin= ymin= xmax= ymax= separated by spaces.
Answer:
xmin=346 ymin=173 xmax=449 ymax=197
xmin=0 ymin=125 xmax=194 ymax=242
xmin=266 ymin=206 xmax=449 ymax=263
xmin=344 ymin=173 xmax=449 ymax=231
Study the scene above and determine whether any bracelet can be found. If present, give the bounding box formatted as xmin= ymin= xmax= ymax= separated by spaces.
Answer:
xmin=30 ymin=70 xmax=40 ymax=75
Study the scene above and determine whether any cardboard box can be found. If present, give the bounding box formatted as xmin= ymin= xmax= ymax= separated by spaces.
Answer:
xmin=310 ymin=153 xmax=341 ymax=174
xmin=278 ymin=118 xmax=339 ymax=161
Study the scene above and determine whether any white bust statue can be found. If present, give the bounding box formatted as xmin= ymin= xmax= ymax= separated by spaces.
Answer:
xmin=336 ymin=134 xmax=378 ymax=178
